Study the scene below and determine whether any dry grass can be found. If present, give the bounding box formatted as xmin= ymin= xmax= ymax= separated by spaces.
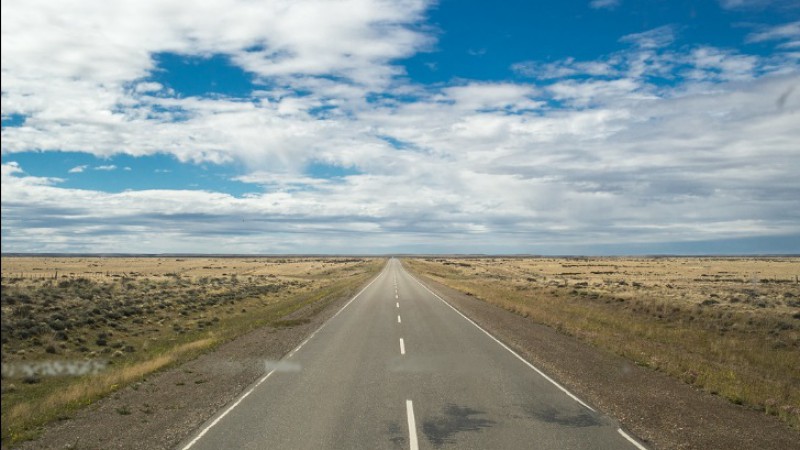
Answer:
xmin=1 ymin=256 xmax=384 ymax=445
xmin=4 ymin=337 xmax=215 ymax=443
xmin=404 ymin=257 xmax=800 ymax=429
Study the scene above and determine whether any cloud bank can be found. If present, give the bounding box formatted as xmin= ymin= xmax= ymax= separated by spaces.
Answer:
xmin=2 ymin=0 xmax=799 ymax=254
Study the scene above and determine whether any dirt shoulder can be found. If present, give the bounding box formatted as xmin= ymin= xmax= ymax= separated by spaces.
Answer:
xmin=10 ymin=276 xmax=377 ymax=450
xmin=409 ymin=270 xmax=800 ymax=450
xmin=13 ymin=265 xmax=798 ymax=450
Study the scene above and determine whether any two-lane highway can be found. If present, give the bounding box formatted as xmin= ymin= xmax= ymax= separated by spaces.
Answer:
xmin=178 ymin=259 xmax=646 ymax=449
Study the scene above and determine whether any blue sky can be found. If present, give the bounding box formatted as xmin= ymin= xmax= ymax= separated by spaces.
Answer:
xmin=2 ymin=0 xmax=799 ymax=254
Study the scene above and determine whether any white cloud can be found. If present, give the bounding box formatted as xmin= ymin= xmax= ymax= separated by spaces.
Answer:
xmin=547 ymin=78 xmax=644 ymax=106
xmin=747 ymin=20 xmax=800 ymax=49
xmin=1 ymin=0 xmax=430 ymax=87
xmin=441 ymin=83 xmax=541 ymax=111
xmin=512 ymin=58 xmax=618 ymax=79
xmin=2 ymin=162 xmax=63 ymax=187
xmin=619 ymin=25 xmax=677 ymax=49
xmin=590 ymin=0 xmax=621 ymax=10
xmin=686 ymin=47 xmax=759 ymax=81
xmin=69 ymin=165 xmax=88 ymax=173
xmin=513 ymin=28 xmax=797 ymax=89
xmin=134 ymin=82 xmax=164 ymax=93
xmin=1 ymin=1 xmax=799 ymax=253
xmin=718 ymin=0 xmax=784 ymax=10
xmin=94 ymin=165 xmax=117 ymax=171
xmin=0 ymin=0 xmax=432 ymax=155
xmin=2 ymin=162 xmax=24 ymax=177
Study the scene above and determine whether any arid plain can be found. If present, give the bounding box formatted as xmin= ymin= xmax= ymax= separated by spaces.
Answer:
xmin=404 ymin=257 xmax=800 ymax=430
xmin=1 ymin=256 xmax=383 ymax=445
xmin=2 ymin=256 xmax=798 ymax=448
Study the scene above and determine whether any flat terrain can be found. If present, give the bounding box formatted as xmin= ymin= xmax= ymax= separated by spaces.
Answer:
xmin=406 ymin=263 xmax=800 ymax=449
xmin=1 ymin=256 xmax=383 ymax=446
xmin=404 ymin=257 xmax=800 ymax=430
xmin=3 ymin=256 xmax=799 ymax=449
xmin=178 ymin=259 xmax=641 ymax=449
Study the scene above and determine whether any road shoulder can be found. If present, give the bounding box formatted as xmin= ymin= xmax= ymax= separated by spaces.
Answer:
xmin=409 ymin=270 xmax=800 ymax=450
xmin=11 ymin=276 xmax=380 ymax=450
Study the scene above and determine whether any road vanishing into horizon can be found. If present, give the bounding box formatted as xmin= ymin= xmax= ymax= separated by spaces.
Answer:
xmin=178 ymin=258 xmax=646 ymax=449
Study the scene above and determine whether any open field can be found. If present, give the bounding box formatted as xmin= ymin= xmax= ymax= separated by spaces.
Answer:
xmin=1 ymin=256 xmax=384 ymax=446
xmin=404 ymin=257 xmax=800 ymax=429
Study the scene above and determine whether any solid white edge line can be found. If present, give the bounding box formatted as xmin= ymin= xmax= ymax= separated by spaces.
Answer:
xmin=400 ymin=338 xmax=406 ymax=355
xmin=406 ymin=400 xmax=419 ymax=450
xmin=181 ymin=262 xmax=389 ymax=449
xmin=180 ymin=369 xmax=276 ymax=450
xmin=618 ymin=428 xmax=648 ymax=450
xmin=404 ymin=267 xmax=596 ymax=413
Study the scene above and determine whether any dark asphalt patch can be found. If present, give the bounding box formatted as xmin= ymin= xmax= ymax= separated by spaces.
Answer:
xmin=387 ymin=421 xmax=406 ymax=446
xmin=422 ymin=403 xmax=495 ymax=446
xmin=524 ymin=403 xmax=602 ymax=428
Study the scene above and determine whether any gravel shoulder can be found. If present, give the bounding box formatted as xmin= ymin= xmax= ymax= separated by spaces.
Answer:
xmin=409 ymin=270 xmax=800 ymax=450
xmin=11 ymin=277 xmax=377 ymax=450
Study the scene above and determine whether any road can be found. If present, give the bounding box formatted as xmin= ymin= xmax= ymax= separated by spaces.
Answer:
xmin=178 ymin=258 xmax=646 ymax=449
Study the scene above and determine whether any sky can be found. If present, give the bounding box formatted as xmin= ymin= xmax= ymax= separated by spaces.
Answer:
xmin=1 ymin=0 xmax=799 ymax=255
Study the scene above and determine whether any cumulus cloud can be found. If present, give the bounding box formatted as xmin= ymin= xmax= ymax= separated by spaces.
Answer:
xmin=69 ymin=165 xmax=88 ymax=173
xmin=1 ymin=1 xmax=799 ymax=253
xmin=0 ymin=0 xmax=432 ymax=161
xmin=1 ymin=0 xmax=430 ymax=87
xmin=5 ymin=68 xmax=798 ymax=253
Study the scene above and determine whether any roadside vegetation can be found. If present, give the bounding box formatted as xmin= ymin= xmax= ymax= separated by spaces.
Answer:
xmin=1 ymin=256 xmax=384 ymax=446
xmin=404 ymin=257 xmax=800 ymax=429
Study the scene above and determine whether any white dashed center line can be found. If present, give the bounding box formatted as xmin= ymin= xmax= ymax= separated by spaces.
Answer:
xmin=398 ymin=315 xmax=402 ymax=324
xmin=406 ymin=400 xmax=419 ymax=450
xmin=399 ymin=338 xmax=405 ymax=355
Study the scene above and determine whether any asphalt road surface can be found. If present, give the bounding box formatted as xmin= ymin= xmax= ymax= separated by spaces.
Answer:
xmin=178 ymin=258 xmax=646 ymax=449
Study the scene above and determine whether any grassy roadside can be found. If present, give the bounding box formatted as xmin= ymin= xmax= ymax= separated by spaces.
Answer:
xmin=1 ymin=257 xmax=384 ymax=446
xmin=403 ymin=257 xmax=800 ymax=429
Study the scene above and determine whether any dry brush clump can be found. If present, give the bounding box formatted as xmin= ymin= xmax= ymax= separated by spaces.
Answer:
xmin=406 ymin=257 xmax=800 ymax=429
xmin=1 ymin=256 xmax=383 ymax=445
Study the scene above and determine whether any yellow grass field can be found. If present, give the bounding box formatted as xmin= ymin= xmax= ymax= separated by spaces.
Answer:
xmin=1 ymin=256 xmax=384 ymax=445
xmin=405 ymin=257 xmax=800 ymax=429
